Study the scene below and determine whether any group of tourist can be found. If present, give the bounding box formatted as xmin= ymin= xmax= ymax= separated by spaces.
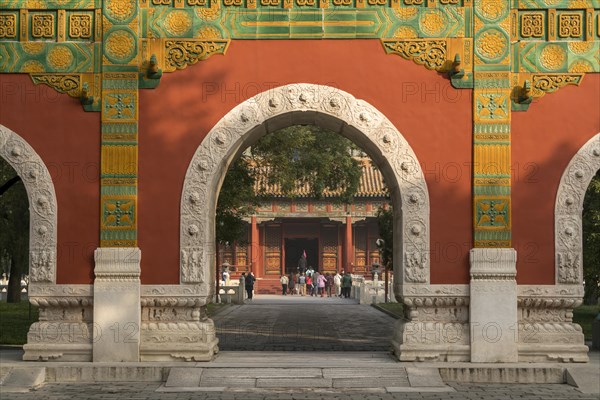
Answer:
xmin=239 ymin=271 xmax=255 ymax=300
xmin=280 ymin=269 xmax=353 ymax=298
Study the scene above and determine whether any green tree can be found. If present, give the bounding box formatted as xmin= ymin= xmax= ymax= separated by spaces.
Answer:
xmin=250 ymin=125 xmax=362 ymax=204
xmin=0 ymin=157 xmax=29 ymax=303
xmin=375 ymin=206 xmax=393 ymax=270
xmin=216 ymin=125 xmax=363 ymax=244
xmin=216 ymin=157 xmax=258 ymax=246
xmin=583 ymin=170 xmax=600 ymax=304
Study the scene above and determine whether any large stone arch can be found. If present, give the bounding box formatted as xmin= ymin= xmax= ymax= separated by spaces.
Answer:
xmin=0 ymin=124 xmax=57 ymax=285
xmin=555 ymin=133 xmax=600 ymax=286
xmin=1 ymin=125 xmax=93 ymax=362
xmin=166 ymin=84 xmax=475 ymax=362
xmin=180 ymin=83 xmax=431 ymax=295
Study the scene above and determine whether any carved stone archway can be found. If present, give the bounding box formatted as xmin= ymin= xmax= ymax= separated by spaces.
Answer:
xmin=180 ymin=84 xmax=430 ymax=291
xmin=555 ymin=133 xmax=600 ymax=286
xmin=513 ymin=133 xmax=599 ymax=363
xmin=170 ymin=83 xmax=477 ymax=362
xmin=1 ymin=125 xmax=94 ymax=362
xmin=0 ymin=124 xmax=57 ymax=285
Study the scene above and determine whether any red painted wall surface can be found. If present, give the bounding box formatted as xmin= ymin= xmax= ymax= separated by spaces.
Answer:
xmin=138 ymin=39 xmax=473 ymax=284
xmin=512 ymin=74 xmax=600 ymax=284
xmin=2 ymin=40 xmax=596 ymax=286
xmin=0 ymin=74 xmax=99 ymax=284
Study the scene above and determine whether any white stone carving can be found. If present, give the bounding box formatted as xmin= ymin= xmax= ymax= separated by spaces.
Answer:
xmin=93 ymin=247 xmax=141 ymax=362
xmin=23 ymin=284 xmax=93 ymax=361
xmin=180 ymin=84 xmax=431 ymax=296
xmin=469 ymin=248 xmax=518 ymax=363
xmin=180 ymin=84 xmax=434 ymax=362
xmin=0 ymin=124 xmax=57 ymax=284
xmin=517 ymin=285 xmax=588 ymax=362
xmin=555 ymin=133 xmax=600 ymax=285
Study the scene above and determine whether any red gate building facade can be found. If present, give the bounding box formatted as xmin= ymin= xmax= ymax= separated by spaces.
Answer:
xmin=0 ymin=0 xmax=599 ymax=363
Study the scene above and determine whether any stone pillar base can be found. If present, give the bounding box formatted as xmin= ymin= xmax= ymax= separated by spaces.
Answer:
xmin=93 ymin=248 xmax=141 ymax=362
xmin=23 ymin=285 xmax=93 ymax=362
xmin=518 ymin=344 xmax=589 ymax=362
xmin=140 ymin=321 xmax=219 ymax=362
xmin=391 ymin=286 xmax=471 ymax=362
xmin=470 ymin=248 xmax=518 ymax=363
xmin=139 ymin=290 xmax=219 ymax=362
xmin=517 ymin=285 xmax=589 ymax=362
xmin=23 ymin=342 xmax=92 ymax=362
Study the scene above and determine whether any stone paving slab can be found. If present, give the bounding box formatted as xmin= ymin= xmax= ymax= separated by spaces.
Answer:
xmin=566 ymin=366 xmax=600 ymax=394
xmin=202 ymin=367 xmax=323 ymax=378
xmin=332 ymin=377 xmax=409 ymax=388
xmin=164 ymin=367 xmax=202 ymax=387
xmin=405 ymin=367 xmax=445 ymax=387
xmin=3 ymin=382 xmax=600 ymax=399
xmin=199 ymin=376 xmax=257 ymax=387
xmin=256 ymin=378 xmax=334 ymax=388
xmin=322 ymin=367 xmax=406 ymax=378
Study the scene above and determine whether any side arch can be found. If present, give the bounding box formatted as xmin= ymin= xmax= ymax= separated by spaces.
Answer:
xmin=0 ymin=124 xmax=57 ymax=284
xmin=555 ymin=133 xmax=600 ymax=286
xmin=179 ymin=83 xmax=431 ymax=296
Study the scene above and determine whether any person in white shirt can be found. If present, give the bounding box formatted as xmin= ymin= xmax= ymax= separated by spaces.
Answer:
xmin=334 ymin=272 xmax=342 ymax=297
xmin=280 ymin=274 xmax=289 ymax=295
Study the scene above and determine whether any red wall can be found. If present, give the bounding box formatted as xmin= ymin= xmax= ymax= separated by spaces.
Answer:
xmin=2 ymin=40 xmax=596 ymax=286
xmin=0 ymin=74 xmax=99 ymax=284
xmin=512 ymin=74 xmax=600 ymax=284
xmin=138 ymin=39 xmax=473 ymax=284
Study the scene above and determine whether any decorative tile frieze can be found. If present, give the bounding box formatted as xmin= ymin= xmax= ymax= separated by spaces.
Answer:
xmin=0 ymin=12 xmax=17 ymax=39
xmin=31 ymin=13 xmax=55 ymax=40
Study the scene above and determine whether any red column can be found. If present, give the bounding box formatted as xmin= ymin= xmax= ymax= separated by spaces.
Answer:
xmin=345 ymin=215 xmax=354 ymax=273
xmin=251 ymin=216 xmax=261 ymax=278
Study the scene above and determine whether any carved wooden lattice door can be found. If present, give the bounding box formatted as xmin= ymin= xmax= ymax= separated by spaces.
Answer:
xmin=321 ymin=226 xmax=338 ymax=274
xmin=264 ymin=225 xmax=282 ymax=275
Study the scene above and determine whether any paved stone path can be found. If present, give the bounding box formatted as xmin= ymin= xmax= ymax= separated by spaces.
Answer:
xmin=3 ymin=382 xmax=598 ymax=400
xmin=212 ymin=295 xmax=395 ymax=352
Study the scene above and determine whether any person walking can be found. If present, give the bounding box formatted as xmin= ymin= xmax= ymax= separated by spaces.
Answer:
xmin=306 ymin=274 xmax=313 ymax=296
xmin=239 ymin=272 xmax=246 ymax=299
xmin=280 ymin=274 xmax=289 ymax=295
xmin=312 ymin=270 xmax=321 ymax=297
xmin=333 ymin=271 xmax=342 ymax=297
xmin=298 ymin=252 xmax=307 ymax=274
xmin=325 ymin=273 xmax=334 ymax=297
xmin=306 ymin=266 xmax=314 ymax=278
xmin=298 ymin=272 xmax=306 ymax=296
xmin=317 ymin=273 xmax=327 ymax=297
xmin=288 ymin=272 xmax=296 ymax=295
xmin=341 ymin=272 xmax=352 ymax=298
xmin=245 ymin=271 xmax=255 ymax=300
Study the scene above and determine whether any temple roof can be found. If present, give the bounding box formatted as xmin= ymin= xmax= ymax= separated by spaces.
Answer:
xmin=254 ymin=158 xmax=388 ymax=198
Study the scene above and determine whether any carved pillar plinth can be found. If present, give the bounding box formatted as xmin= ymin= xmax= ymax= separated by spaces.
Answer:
xmin=23 ymin=285 xmax=93 ymax=361
xmin=517 ymin=286 xmax=588 ymax=362
xmin=93 ymin=248 xmax=141 ymax=362
xmin=139 ymin=286 xmax=219 ymax=361
xmin=391 ymin=285 xmax=470 ymax=361
xmin=470 ymin=248 xmax=518 ymax=362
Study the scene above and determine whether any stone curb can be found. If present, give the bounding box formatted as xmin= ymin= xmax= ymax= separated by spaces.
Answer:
xmin=371 ymin=304 xmax=401 ymax=320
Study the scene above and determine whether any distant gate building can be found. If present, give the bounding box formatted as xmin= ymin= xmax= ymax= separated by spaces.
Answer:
xmin=218 ymin=158 xmax=388 ymax=292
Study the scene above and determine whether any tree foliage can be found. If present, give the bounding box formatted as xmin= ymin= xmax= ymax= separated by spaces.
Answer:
xmin=375 ymin=206 xmax=393 ymax=270
xmin=216 ymin=125 xmax=363 ymax=244
xmin=0 ymin=157 xmax=29 ymax=302
xmin=216 ymin=157 xmax=258 ymax=245
xmin=250 ymin=125 xmax=362 ymax=203
xmin=583 ymin=170 xmax=600 ymax=304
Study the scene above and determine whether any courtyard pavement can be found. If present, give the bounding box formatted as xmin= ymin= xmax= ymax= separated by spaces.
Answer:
xmin=213 ymin=295 xmax=394 ymax=352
